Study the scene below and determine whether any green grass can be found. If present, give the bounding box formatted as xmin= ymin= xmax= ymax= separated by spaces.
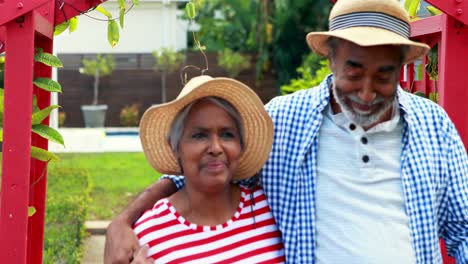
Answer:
xmin=48 ymin=152 xmax=161 ymax=220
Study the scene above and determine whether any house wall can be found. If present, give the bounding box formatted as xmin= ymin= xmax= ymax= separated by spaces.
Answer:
xmin=57 ymin=52 xmax=278 ymax=127
xmin=54 ymin=0 xmax=188 ymax=53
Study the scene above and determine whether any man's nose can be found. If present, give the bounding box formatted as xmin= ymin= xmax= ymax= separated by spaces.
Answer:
xmin=358 ymin=78 xmax=377 ymax=103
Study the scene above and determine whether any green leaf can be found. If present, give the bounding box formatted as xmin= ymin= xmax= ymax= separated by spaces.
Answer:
xmin=32 ymin=124 xmax=65 ymax=146
xmin=33 ymin=78 xmax=62 ymax=93
xmin=54 ymin=21 xmax=69 ymax=36
xmin=96 ymin=6 xmax=113 ymax=19
xmin=0 ymin=129 xmax=3 ymax=142
xmin=69 ymin=17 xmax=79 ymax=33
xmin=426 ymin=6 xmax=442 ymax=16
xmin=30 ymin=146 xmax=60 ymax=162
xmin=186 ymin=2 xmax=196 ymax=19
xmin=404 ymin=0 xmax=420 ymax=18
xmin=32 ymin=95 xmax=40 ymax=113
xmin=107 ymin=20 xmax=120 ymax=47
xmin=32 ymin=105 xmax=60 ymax=125
xmin=119 ymin=8 xmax=125 ymax=28
xmin=28 ymin=206 xmax=36 ymax=217
xmin=131 ymin=0 xmax=139 ymax=6
xmin=34 ymin=50 xmax=63 ymax=68
xmin=414 ymin=91 xmax=427 ymax=98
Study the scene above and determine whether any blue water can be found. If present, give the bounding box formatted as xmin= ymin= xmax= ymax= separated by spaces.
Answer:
xmin=105 ymin=131 xmax=139 ymax=136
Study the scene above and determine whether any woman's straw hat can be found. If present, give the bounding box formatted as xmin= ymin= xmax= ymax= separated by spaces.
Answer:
xmin=306 ymin=0 xmax=430 ymax=64
xmin=139 ymin=75 xmax=273 ymax=180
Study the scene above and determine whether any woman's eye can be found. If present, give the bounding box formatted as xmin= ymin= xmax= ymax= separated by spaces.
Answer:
xmin=221 ymin=131 xmax=236 ymax=139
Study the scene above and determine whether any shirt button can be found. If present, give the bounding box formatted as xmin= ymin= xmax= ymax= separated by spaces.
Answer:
xmin=361 ymin=137 xmax=368 ymax=144
xmin=362 ymin=155 xmax=370 ymax=163
xmin=349 ymin=124 xmax=356 ymax=130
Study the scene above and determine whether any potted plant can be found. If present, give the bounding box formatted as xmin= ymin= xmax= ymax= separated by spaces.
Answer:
xmin=79 ymin=54 xmax=115 ymax=127
xmin=152 ymin=48 xmax=184 ymax=103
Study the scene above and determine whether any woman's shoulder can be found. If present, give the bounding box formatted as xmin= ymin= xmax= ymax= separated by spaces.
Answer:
xmin=134 ymin=198 xmax=170 ymax=227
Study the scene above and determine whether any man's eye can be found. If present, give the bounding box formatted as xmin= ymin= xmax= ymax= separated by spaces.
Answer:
xmin=376 ymin=77 xmax=391 ymax=83
xmin=191 ymin=132 xmax=207 ymax=139
xmin=348 ymin=74 xmax=362 ymax=81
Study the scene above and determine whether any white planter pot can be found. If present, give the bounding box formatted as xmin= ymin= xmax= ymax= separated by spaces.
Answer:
xmin=81 ymin=104 xmax=108 ymax=128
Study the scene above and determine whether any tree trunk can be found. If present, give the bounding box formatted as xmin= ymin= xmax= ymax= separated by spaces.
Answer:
xmin=93 ymin=67 xmax=100 ymax=105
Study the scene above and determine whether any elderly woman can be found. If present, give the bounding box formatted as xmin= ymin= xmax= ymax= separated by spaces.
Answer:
xmin=131 ymin=76 xmax=285 ymax=263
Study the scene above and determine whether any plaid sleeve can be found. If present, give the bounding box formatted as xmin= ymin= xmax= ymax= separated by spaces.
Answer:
xmin=439 ymin=121 xmax=468 ymax=262
xmin=160 ymin=174 xmax=185 ymax=190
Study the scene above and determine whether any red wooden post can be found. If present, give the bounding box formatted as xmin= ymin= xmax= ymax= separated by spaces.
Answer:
xmin=0 ymin=11 xmax=35 ymax=262
xmin=27 ymin=3 xmax=55 ymax=263
xmin=438 ymin=14 xmax=468 ymax=149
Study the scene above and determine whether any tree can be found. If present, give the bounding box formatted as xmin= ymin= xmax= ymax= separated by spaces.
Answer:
xmin=152 ymin=48 xmax=185 ymax=103
xmin=217 ymin=49 xmax=251 ymax=78
xmin=80 ymin=54 xmax=115 ymax=105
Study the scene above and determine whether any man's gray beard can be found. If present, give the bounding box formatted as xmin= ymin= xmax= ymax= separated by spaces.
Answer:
xmin=331 ymin=82 xmax=395 ymax=128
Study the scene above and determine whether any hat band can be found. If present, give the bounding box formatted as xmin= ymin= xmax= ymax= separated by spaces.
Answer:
xmin=330 ymin=12 xmax=410 ymax=39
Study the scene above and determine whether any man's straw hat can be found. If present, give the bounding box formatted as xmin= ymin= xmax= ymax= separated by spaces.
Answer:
xmin=306 ymin=0 xmax=430 ymax=64
xmin=139 ymin=76 xmax=273 ymax=180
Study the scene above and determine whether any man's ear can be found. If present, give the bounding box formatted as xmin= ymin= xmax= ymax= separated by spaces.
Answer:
xmin=328 ymin=57 xmax=335 ymax=72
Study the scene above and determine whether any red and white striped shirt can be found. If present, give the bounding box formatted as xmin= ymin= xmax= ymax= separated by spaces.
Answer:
xmin=133 ymin=186 xmax=285 ymax=264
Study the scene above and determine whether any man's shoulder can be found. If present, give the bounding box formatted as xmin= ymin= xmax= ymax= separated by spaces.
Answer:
xmin=398 ymin=90 xmax=456 ymax=136
xmin=398 ymin=90 xmax=449 ymax=121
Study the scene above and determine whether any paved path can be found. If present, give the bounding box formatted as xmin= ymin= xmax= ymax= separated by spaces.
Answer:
xmin=82 ymin=235 xmax=106 ymax=264
xmin=82 ymin=221 xmax=110 ymax=264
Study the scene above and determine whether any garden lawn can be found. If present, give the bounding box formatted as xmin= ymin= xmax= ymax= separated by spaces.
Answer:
xmin=48 ymin=152 xmax=161 ymax=220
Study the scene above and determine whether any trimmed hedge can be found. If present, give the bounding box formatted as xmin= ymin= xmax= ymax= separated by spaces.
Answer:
xmin=43 ymin=167 xmax=91 ymax=264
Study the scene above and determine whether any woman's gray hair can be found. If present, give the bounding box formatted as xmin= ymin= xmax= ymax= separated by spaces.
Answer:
xmin=168 ymin=96 xmax=244 ymax=155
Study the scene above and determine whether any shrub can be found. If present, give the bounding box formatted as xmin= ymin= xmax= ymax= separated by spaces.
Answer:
xmin=120 ymin=104 xmax=140 ymax=127
xmin=281 ymin=53 xmax=331 ymax=95
xmin=217 ymin=49 xmax=251 ymax=78
xmin=58 ymin=112 xmax=66 ymax=127
xmin=43 ymin=167 xmax=90 ymax=264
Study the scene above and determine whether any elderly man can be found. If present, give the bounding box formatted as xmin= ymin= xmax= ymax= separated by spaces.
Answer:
xmin=105 ymin=0 xmax=468 ymax=263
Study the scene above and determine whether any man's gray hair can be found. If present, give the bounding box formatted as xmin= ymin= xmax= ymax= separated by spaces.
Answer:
xmin=168 ymin=97 xmax=244 ymax=155
xmin=326 ymin=37 xmax=409 ymax=64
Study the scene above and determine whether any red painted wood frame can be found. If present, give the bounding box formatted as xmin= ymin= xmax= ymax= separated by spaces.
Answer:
xmin=402 ymin=4 xmax=468 ymax=261
xmin=402 ymin=12 xmax=468 ymax=151
xmin=0 ymin=1 xmax=105 ymax=263
xmin=0 ymin=3 xmax=54 ymax=263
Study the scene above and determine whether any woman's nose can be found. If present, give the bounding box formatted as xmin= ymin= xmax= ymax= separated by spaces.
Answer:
xmin=208 ymin=136 xmax=223 ymax=156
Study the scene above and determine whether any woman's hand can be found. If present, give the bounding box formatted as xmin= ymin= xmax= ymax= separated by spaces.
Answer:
xmin=130 ymin=245 xmax=154 ymax=264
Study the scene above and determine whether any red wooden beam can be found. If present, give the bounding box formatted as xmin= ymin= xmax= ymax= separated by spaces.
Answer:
xmin=0 ymin=11 xmax=35 ymax=263
xmin=426 ymin=0 xmax=468 ymax=26
xmin=411 ymin=14 xmax=443 ymax=38
xmin=54 ymin=0 xmax=107 ymax=25
xmin=0 ymin=0 xmax=50 ymax=26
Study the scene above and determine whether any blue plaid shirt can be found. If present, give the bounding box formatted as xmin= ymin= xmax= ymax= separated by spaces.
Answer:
xmin=163 ymin=75 xmax=468 ymax=263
